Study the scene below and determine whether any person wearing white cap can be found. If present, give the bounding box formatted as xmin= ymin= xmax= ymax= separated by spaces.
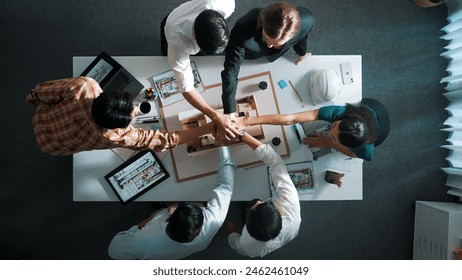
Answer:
xmin=235 ymin=98 xmax=390 ymax=161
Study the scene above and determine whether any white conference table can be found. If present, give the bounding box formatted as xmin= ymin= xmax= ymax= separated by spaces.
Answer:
xmin=72 ymin=55 xmax=363 ymax=202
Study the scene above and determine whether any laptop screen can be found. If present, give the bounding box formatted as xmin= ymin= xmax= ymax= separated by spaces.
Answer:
xmin=80 ymin=52 xmax=144 ymax=96
xmin=85 ymin=58 xmax=114 ymax=83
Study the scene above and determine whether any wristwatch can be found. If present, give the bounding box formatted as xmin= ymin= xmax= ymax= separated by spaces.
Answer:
xmin=238 ymin=129 xmax=246 ymax=140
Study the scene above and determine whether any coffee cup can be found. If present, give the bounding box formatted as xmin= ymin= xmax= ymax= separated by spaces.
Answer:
xmin=139 ymin=101 xmax=151 ymax=114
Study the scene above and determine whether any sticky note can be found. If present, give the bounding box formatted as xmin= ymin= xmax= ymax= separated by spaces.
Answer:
xmin=278 ymin=80 xmax=287 ymax=89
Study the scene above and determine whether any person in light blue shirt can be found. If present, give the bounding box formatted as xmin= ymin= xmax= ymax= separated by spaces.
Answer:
xmin=108 ymin=134 xmax=236 ymax=260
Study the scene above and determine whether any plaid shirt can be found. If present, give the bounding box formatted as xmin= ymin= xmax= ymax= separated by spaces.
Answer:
xmin=26 ymin=77 xmax=179 ymax=156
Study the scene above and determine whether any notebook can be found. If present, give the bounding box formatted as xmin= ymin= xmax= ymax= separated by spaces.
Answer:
xmin=80 ymin=51 xmax=144 ymax=97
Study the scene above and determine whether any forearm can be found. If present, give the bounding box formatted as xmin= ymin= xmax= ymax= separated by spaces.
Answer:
xmin=246 ymin=114 xmax=294 ymax=126
xmin=241 ymin=131 xmax=261 ymax=150
xmin=183 ymin=89 xmax=221 ymax=121
xmin=221 ymin=58 xmax=242 ymax=115
xmin=293 ymin=7 xmax=313 ymax=56
xmin=221 ymin=75 xmax=238 ymax=114
xmin=246 ymin=110 xmax=319 ymax=126
xmin=217 ymin=147 xmax=236 ymax=192
xmin=293 ymin=35 xmax=308 ymax=56
xmin=221 ymin=29 xmax=245 ymax=114
xmin=256 ymin=144 xmax=300 ymax=211
xmin=207 ymin=147 xmax=236 ymax=216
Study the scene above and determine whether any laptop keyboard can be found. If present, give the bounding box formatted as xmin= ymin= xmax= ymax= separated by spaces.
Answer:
xmin=106 ymin=72 xmax=131 ymax=91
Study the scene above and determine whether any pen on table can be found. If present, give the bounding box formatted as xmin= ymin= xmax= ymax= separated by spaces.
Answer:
xmin=136 ymin=119 xmax=160 ymax=124
xmin=137 ymin=115 xmax=160 ymax=119
xmin=288 ymin=80 xmax=306 ymax=107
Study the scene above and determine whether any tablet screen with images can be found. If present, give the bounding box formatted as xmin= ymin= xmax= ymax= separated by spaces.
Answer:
xmin=104 ymin=150 xmax=169 ymax=205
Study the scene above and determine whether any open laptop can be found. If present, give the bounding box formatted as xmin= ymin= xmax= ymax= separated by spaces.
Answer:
xmin=298 ymin=121 xmax=333 ymax=160
xmin=80 ymin=51 xmax=144 ymax=97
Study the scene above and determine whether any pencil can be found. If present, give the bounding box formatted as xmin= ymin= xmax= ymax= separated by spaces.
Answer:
xmin=288 ymin=80 xmax=304 ymax=103
xmin=136 ymin=115 xmax=160 ymax=119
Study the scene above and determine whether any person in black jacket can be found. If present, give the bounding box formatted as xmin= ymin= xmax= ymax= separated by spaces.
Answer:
xmin=221 ymin=2 xmax=315 ymax=115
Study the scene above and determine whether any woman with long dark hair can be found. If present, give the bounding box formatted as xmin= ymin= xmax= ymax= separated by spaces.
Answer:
xmin=236 ymin=98 xmax=389 ymax=161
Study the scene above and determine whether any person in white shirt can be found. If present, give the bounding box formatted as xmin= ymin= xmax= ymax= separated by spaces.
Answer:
xmin=161 ymin=0 xmax=238 ymax=139
xmin=227 ymin=129 xmax=301 ymax=258
xmin=108 ymin=132 xmax=236 ymax=260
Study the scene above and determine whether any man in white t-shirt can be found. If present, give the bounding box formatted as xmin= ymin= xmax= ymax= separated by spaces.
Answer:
xmin=161 ymin=0 xmax=238 ymax=139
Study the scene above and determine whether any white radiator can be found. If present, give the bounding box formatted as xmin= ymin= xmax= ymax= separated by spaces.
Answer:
xmin=440 ymin=0 xmax=462 ymax=199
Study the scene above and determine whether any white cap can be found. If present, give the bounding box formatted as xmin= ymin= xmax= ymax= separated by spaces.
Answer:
xmin=309 ymin=68 xmax=340 ymax=105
